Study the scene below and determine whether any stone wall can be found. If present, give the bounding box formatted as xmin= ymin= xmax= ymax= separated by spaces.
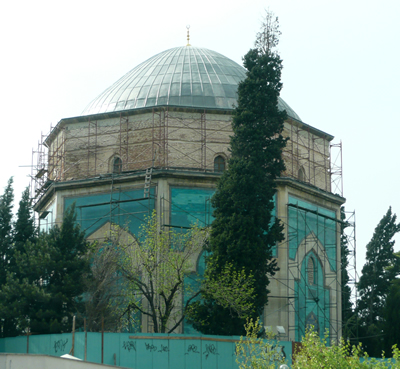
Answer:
xmin=46 ymin=109 xmax=332 ymax=192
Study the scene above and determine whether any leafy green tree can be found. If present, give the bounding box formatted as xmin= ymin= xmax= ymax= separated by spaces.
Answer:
xmin=1 ymin=204 xmax=90 ymax=334
xmin=237 ymin=321 xmax=400 ymax=368
xmin=357 ymin=207 xmax=400 ymax=356
xmin=106 ymin=212 xmax=208 ymax=333
xmin=84 ymin=240 xmax=131 ymax=332
xmin=89 ymin=212 xmax=256 ymax=334
xmin=235 ymin=318 xmax=286 ymax=369
xmin=1 ymin=237 xmax=52 ymax=335
xmin=293 ymin=328 xmax=400 ymax=368
xmin=200 ymin=262 xmax=256 ymax=319
xmin=188 ymin=11 xmax=287 ymax=336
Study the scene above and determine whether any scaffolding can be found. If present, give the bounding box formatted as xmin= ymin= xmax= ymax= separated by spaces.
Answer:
xmin=40 ymin=109 xmax=231 ymax=184
xmin=32 ymin=110 xmax=344 ymax=203
xmin=283 ymin=122 xmax=331 ymax=194
xmin=330 ymin=142 xmax=343 ymax=197
xmin=286 ymin=202 xmax=340 ymax=342
xmin=342 ymin=210 xmax=358 ymax=340
xmin=31 ymin=131 xmax=50 ymax=200
xmin=30 ymin=107 xmax=354 ymax=339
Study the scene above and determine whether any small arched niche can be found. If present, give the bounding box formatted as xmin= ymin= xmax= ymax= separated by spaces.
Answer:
xmin=112 ymin=157 xmax=122 ymax=174
xmin=298 ymin=166 xmax=306 ymax=182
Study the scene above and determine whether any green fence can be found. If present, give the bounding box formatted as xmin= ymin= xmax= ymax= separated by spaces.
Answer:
xmin=0 ymin=332 xmax=292 ymax=368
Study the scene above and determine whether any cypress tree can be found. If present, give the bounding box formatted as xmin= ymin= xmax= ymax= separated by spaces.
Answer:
xmin=340 ymin=207 xmax=355 ymax=339
xmin=8 ymin=187 xmax=37 ymax=274
xmin=357 ymin=207 xmax=400 ymax=356
xmin=0 ymin=178 xmax=14 ymax=287
xmin=383 ymin=278 xmax=400 ymax=355
xmin=14 ymin=187 xmax=36 ymax=252
xmin=0 ymin=178 xmax=15 ymax=337
xmin=189 ymin=12 xmax=287 ymax=335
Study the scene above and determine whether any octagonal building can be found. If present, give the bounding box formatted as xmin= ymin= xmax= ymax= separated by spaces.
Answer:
xmin=33 ymin=44 xmax=345 ymax=342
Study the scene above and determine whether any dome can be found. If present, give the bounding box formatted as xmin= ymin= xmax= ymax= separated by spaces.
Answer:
xmin=82 ymin=46 xmax=301 ymax=121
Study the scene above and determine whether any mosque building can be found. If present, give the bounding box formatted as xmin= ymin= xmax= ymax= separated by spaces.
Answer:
xmin=32 ymin=38 xmax=345 ymax=342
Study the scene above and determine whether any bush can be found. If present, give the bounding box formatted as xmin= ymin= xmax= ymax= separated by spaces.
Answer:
xmin=293 ymin=328 xmax=400 ymax=369
xmin=236 ymin=318 xmax=287 ymax=369
xmin=237 ymin=322 xmax=400 ymax=368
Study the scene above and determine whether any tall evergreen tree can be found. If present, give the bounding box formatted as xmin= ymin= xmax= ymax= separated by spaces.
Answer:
xmin=357 ymin=207 xmax=400 ymax=356
xmin=14 ymin=187 xmax=36 ymax=252
xmin=0 ymin=178 xmax=15 ymax=337
xmin=383 ymin=277 xmax=400 ymax=355
xmin=340 ymin=207 xmax=355 ymax=339
xmin=0 ymin=178 xmax=14 ymax=287
xmin=8 ymin=187 xmax=36 ymax=273
xmin=188 ymin=11 xmax=287 ymax=335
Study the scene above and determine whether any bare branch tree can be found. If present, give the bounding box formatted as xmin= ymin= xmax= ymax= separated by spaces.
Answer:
xmin=255 ymin=9 xmax=281 ymax=54
xmin=112 ymin=212 xmax=207 ymax=333
xmin=84 ymin=241 xmax=133 ymax=332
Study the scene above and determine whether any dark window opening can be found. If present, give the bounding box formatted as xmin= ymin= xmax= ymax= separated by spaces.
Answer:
xmin=307 ymin=257 xmax=315 ymax=285
xmin=214 ymin=156 xmax=225 ymax=172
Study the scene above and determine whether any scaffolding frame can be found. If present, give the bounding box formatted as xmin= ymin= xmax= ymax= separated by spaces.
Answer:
xmin=31 ymin=131 xmax=49 ymax=200
xmin=32 ymin=110 xmax=343 ymax=203
xmin=284 ymin=203 xmax=341 ymax=343
xmin=30 ymin=108 xmax=353 ymax=338
xmin=342 ymin=210 xmax=358 ymax=340
xmin=31 ymin=108 xmax=234 ymax=200
xmin=284 ymin=122 xmax=333 ymax=194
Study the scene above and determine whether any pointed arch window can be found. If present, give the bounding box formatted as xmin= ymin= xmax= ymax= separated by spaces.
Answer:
xmin=306 ymin=312 xmax=319 ymax=333
xmin=113 ymin=157 xmax=122 ymax=174
xmin=307 ymin=257 xmax=316 ymax=285
xmin=214 ymin=155 xmax=225 ymax=172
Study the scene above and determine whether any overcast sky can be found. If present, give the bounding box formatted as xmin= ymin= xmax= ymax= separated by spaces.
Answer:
xmin=1 ymin=0 xmax=399 ymax=283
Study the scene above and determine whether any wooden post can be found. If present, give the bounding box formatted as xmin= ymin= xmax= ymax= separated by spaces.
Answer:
xmin=26 ymin=327 xmax=30 ymax=354
xmin=70 ymin=315 xmax=76 ymax=356
xmin=101 ymin=316 xmax=104 ymax=364
xmin=84 ymin=318 xmax=87 ymax=361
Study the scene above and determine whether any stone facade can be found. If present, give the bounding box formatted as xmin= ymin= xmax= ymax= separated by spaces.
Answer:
xmin=45 ymin=108 xmax=331 ymax=192
xmin=36 ymin=103 xmax=343 ymax=341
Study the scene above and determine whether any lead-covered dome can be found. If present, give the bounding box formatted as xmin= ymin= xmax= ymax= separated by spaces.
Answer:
xmin=82 ymin=46 xmax=300 ymax=120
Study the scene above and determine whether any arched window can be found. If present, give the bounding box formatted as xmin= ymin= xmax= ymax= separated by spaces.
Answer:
xmin=307 ymin=257 xmax=315 ymax=285
xmin=298 ymin=166 xmax=306 ymax=181
xmin=113 ymin=157 xmax=122 ymax=174
xmin=306 ymin=312 xmax=319 ymax=333
xmin=214 ymin=155 xmax=225 ymax=172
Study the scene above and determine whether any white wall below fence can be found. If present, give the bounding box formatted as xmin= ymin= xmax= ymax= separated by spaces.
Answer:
xmin=0 ymin=354 xmax=128 ymax=369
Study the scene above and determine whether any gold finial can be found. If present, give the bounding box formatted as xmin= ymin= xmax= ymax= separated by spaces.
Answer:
xmin=186 ymin=25 xmax=191 ymax=46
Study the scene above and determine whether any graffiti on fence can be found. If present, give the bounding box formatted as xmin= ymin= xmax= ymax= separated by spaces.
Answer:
xmin=53 ymin=339 xmax=68 ymax=353
xmin=158 ymin=344 xmax=169 ymax=353
xmin=270 ymin=344 xmax=286 ymax=360
xmin=145 ymin=343 xmax=158 ymax=352
xmin=122 ymin=340 xmax=136 ymax=352
xmin=203 ymin=343 xmax=219 ymax=359
xmin=185 ymin=344 xmax=200 ymax=355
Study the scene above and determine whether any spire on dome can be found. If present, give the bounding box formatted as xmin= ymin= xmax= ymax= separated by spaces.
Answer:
xmin=186 ymin=25 xmax=191 ymax=46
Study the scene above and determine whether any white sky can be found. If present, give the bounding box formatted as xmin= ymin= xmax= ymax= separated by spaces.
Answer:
xmin=1 ymin=0 xmax=399 ymax=279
